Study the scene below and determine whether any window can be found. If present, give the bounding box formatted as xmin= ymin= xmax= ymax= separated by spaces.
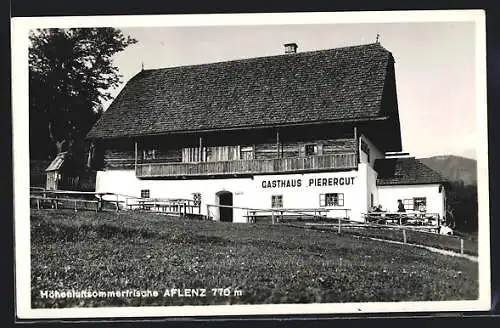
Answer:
xmin=141 ymin=189 xmax=150 ymax=198
xmin=402 ymin=197 xmax=427 ymax=211
xmin=182 ymin=147 xmax=204 ymax=162
xmin=192 ymin=193 xmax=202 ymax=206
xmin=402 ymin=199 xmax=413 ymax=210
xmin=240 ymin=146 xmax=254 ymax=160
xmin=305 ymin=144 xmax=318 ymax=156
xmin=319 ymin=193 xmax=344 ymax=207
xmin=271 ymin=195 xmax=283 ymax=208
xmin=414 ymin=197 xmax=427 ymax=212
xmin=143 ymin=149 xmax=156 ymax=160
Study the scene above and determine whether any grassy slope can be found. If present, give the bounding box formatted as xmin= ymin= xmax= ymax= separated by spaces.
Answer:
xmin=31 ymin=210 xmax=478 ymax=308
xmin=294 ymin=224 xmax=478 ymax=256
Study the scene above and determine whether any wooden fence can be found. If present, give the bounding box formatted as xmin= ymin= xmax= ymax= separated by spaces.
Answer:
xmin=30 ymin=195 xmax=99 ymax=212
xmin=303 ymin=220 xmax=469 ymax=255
xmin=29 ymin=188 xmax=202 ymax=216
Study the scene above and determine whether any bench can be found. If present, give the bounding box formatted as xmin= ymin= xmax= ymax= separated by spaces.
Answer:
xmin=364 ymin=212 xmax=439 ymax=226
xmin=125 ymin=199 xmax=200 ymax=216
xmin=244 ymin=208 xmax=343 ymax=223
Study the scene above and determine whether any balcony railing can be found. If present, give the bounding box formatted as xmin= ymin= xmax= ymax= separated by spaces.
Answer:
xmin=135 ymin=153 xmax=357 ymax=178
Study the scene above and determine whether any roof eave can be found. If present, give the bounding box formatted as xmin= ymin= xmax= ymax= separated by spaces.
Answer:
xmin=86 ymin=116 xmax=391 ymax=140
xmin=376 ymin=181 xmax=447 ymax=186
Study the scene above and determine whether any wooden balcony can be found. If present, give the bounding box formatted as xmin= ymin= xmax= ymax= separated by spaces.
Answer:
xmin=135 ymin=153 xmax=357 ymax=178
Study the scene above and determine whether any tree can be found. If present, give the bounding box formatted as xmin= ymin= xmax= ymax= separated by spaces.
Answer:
xmin=446 ymin=181 xmax=478 ymax=232
xmin=29 ymin=28 xmax=137 ymax=160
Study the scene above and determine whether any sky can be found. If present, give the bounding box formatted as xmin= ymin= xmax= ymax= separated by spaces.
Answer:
xmin=103 ymin=21 xmax=479 ymax=159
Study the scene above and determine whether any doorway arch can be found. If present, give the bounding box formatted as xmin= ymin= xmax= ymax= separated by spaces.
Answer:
xmin=216 ymin=190 xmax=233 ymax=222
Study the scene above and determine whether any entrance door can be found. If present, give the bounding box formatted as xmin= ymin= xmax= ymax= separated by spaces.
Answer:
xmin=217 ymin=191 xmax=233 ymax=222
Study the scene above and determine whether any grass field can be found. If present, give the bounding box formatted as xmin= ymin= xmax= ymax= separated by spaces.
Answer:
xmin=289 ymin=223 xmax=478 ymax=256
xmin=31 ymin=209 xmax=479 ymax=308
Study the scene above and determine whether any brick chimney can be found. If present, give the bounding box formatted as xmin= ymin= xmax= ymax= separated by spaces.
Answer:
xmin=284 ymin=43 xmax=298 ymax=54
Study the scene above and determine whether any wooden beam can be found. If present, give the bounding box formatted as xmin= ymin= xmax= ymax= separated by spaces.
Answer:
xmin=354 ymin=126 xmax=359 ymax=164
xmin=199 ymin=136 xmax=203 ymax=162
xmin=134 ymin=141 xmax=138 ymax=171
xmin=276 ymin=129 xmax=280 ymax=159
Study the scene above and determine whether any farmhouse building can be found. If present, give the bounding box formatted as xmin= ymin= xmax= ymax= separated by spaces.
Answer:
xmin=86 ymin=42 xmax=447 ymax=223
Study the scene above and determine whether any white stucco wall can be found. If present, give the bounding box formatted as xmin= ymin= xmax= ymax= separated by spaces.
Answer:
xmin=366 ymin=164 xmax=379 ymax=209
xmin=96 ymin=169 xmax=369 ymax=223
xmin=359 ymin=134 xmax=384 ymax=168
xmin=377 ymin=184 xmax=445 ymax=220
xmin=252 ymin=171 xmax=361 ymax=221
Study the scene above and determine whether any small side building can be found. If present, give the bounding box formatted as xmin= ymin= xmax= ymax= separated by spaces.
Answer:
xmin=45 ymin=152 xmax=79 ymax=191
xmin=375 ymin=156 xmax=448 ymax=222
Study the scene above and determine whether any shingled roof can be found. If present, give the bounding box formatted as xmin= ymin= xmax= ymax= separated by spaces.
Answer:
xmin=87 ymin=43 xmax=397 ymax=139
xmin=45 ymin=152 xmax=68 ymax=172
xmin=375 ymin=157 xmax=447 ymax=186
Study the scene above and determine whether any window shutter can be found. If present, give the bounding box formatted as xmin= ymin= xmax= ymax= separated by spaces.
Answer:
xmin=299 ymin=144 xmax=305 ymax=157
xmin=317 ymin=144 xmax=323 ymax=156
xmin=182 ymin=148 xmax=187 ymax=162
xmin=235 ymin=145 xmax=241 ymax=160
xmin=319 ymin=194 xmax=325 ymax=207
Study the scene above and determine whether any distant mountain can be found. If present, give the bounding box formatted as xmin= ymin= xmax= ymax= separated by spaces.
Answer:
xmin=419 ymin=155 xmax=477 ymax=186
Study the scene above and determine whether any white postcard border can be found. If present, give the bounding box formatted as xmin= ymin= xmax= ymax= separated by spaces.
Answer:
xmin=12 ymin=10 xmax=490 ymax=319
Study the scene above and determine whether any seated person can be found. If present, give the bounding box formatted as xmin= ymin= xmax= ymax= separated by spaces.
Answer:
xmin=418 ymin=203 xmax=426 ymax=212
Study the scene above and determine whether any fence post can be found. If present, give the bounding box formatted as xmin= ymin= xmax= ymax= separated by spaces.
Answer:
xmin=403 ymin=229 xmax=407 ymax=244
xmin=116 ymin=195 xmax=119 ymax=212
xmin=460 ymin=238 xmax=464 ymax=255
xmin=272 ymin=210 xmax=275 ymax=224
xmin=97 ymin=195 xmax=102 ymax=212
xmin=206 ymin=204 xmax=210 ymax=220
xmin=36 ymin=198 xmax=40 ymax=210
xmin=74 ymin=200 xmax=77 ymax=212
xmin=338 ymin=217 xmax=341 ymax=234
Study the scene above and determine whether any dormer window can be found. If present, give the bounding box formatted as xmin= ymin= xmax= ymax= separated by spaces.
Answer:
xmin=284 ymin=43 xmax=298 ymax=54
